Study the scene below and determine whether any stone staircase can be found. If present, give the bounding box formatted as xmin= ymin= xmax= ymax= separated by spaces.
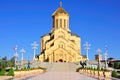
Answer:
xmin=38 ymin=62 xmax=80 ymax=72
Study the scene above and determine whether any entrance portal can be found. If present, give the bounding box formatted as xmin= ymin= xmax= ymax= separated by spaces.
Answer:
xmin=59 ymin=59 xmax=63 ymax=62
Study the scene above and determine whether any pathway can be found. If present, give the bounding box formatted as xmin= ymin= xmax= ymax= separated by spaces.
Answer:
xmin=27 ymin=72 xmax=96 ymax=80
xmin=26 ymin=62 xmax=97 ymax=80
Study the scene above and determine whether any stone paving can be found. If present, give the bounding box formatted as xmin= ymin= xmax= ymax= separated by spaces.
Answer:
xmin=27 ymin=72 xmax=97 ymax=80
xmin=26 ymin=63 xmax=97 ymax=80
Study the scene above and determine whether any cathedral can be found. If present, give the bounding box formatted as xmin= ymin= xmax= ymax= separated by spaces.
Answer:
xmin=39 ymin=4 xmax=87 ymax=62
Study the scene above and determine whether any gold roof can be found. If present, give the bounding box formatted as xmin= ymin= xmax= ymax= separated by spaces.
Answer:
xmin=52 ymin=6 xmax=69 ymax=16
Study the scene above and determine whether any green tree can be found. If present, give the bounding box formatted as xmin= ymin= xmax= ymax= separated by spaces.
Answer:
xmin=24 ymin=67 xmax=26 ymax=70
xmin=97 ymin=67 xmax=100 ymax=70
xmin=7 ymin=67 xmax=14 ymax=76
xmin=16 ymin=66 xmax=19 ymax=71
xmin=112 ymin=70 xmax=118 ymax=77
xmin=101 ymin=68 xmax=104 ymax=71
xmin=114 ymin=62 xmax=119 ymax=69
xmin=0 ymin=68 xmax=5 ymax=76
xmin=1 ymin=56 xmax=7 ymax=68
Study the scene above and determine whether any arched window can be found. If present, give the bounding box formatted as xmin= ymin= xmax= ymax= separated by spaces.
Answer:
xmin=59 ymin=44 xmax=64 ymax=48
xmin=61 ymin=44 xmax=64 ymax=48
xmin=56 ymin=19 xmax=58 ymax=29
xmin=60 ymin=19 xmax=62 ymax=28
xmin=58 ymin=31 xmax=65 ymax=38
xmin=59 ymin=42 xmax=65 ymax=48
xmin=64 ymin=19 xmax=66 ymax=28
xmin=67 ymin=19 xmax=68 ymax=28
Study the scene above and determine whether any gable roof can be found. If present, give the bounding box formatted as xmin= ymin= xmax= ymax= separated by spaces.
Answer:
xmin=52 ymin=7 xmax=69 ymax=16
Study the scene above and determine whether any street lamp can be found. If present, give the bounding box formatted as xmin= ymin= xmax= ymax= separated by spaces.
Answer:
xmin=20 ymin=48 xmax=25 ymax=61
xmin=104 ymin=45 xmax=108 ymax=70
xmin=20 ymin=48 xmax=25 ymax=68
xmin=14 ymin=45 xmax=18 ymax=67
xmin=97 ymin=48 xmax=102 ymax=68
xmin=14 ymin=53 xmax=18 ymax=67
xmin=84 ymin=42 xmax=91 ymax=61
xmin=31 ymin=41 xmax=38 ymax=60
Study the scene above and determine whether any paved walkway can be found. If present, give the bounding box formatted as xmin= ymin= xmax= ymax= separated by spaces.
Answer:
xmin=27 ymin=72 xmax=97 ymax=80
xmin=25 ymin=63 xmax=97 ymax=80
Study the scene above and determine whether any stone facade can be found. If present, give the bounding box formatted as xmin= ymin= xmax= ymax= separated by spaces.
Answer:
xmin=39 ymin=5 xmax=86 ymax=62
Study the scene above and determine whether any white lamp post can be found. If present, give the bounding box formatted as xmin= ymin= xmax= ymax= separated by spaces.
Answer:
xmin=20 ymin=48 xmax=25 ymax=61
xmin=14 ymin=45 xmax=18 ymax=67
xmin=104 ymin=45 xmax=108 ymax=70
xmin=14 ymin=53 xmax=18 ymax=67
xmin=97 ymin=48 xmax=102 ymax=68
xmin=84 ymin=42 xmax=91 ymax=60
xmin=31 ymin=41 xmax=38 ymax=60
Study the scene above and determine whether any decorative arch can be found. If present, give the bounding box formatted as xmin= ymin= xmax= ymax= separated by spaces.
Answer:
xmin=59 ymin=41 xmax=65 ymax=48
xmin=58 ymin=31 xmax=65 ymax=38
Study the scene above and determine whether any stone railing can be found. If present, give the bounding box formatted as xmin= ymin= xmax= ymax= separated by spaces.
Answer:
xmin=14 ymin=69 xmax=44 ymax=78
xmin=79 ymin=68 xmax=111 ymax=80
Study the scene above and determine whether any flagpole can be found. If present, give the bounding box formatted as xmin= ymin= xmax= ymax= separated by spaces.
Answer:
xmin=14 ymin=45 xmax=18 ymax=67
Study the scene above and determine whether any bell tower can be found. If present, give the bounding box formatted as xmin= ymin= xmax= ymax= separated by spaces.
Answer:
xmin=52 ymin=2 xmax=70 ymax=32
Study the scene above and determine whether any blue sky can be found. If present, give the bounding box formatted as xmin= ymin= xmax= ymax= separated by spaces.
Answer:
xmin=0 ymin=0 xmax=120 ymax=61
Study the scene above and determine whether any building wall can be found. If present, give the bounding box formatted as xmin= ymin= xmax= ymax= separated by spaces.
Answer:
xmin=39 ymin=6 xmax=86 ymax=62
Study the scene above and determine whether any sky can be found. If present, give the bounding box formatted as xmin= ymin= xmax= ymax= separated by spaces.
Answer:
xmin=0 ymin=0 xmax=120 ymax=61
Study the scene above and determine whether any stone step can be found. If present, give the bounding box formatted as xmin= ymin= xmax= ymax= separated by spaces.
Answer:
xmin=33 ymin=62 xmax=81 ymax=72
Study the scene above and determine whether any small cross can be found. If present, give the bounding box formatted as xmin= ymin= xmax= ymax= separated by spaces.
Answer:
xmin=60 ymin=2 xmax=62 ymax=7
xmin=84 ymin=42 xmax=91 ymax=50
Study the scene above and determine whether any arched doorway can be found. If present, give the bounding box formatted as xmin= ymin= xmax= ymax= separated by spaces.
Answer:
xmin=59 ymin=59 xmax=63 ymax=62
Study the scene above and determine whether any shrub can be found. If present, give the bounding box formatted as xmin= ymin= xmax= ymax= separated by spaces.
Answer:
xmin=111 ymin=71 xmax=118 ymax=77
xmin=97 ymin=67 xmax=100 ymax=70
xmin=101 ymin=68 xmax=104 ymax=71
xmin=90 ymin=67 xmax=94 ymax=70
xmin=94 ymin=68 xmax=96 ymax=70
xmin=15 ymin=66 xmax=19 ymax=71
xmin=24 ymin=67 xmax=27 ymax=70
xmin=114 ymin=62 xmax=119 ymax=69
xmin=7 ymin=67 xmax=14 ymax=76
xmin=0 ymin=68 xmax=5 ymax=76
